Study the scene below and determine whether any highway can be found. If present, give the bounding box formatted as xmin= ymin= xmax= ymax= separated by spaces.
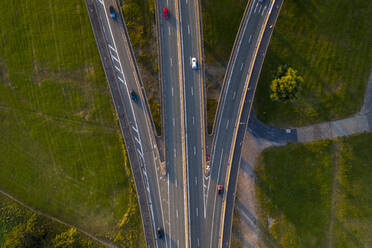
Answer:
xmin=85 ymin=0 xmax=168 ymax=247
xmin=204 ymin=0 xmax=274 ymax=247
xmin=177 ymin=0 xmax=206 ymax=247
xmin=156 ymin=0 xmax=187 ymax=246
xmin=86 ymin=0 xmax=280 ymax=246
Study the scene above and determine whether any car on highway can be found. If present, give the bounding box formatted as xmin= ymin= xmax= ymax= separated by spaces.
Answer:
xmin=130 ymin=90 xmax=137 ymax=101
xmin=156 ymin=226 xmax=164 ymax=239
xmin=191 ymin=57 xmax=198 ymax=70
xmin=217 ymin=185 xmax=223 ymax=195
xmin=163 ymin=8 xmax=169 ymax=19
xmin=206 ymin=154 xmax=210 ymax=161
xmin=109 ymin=6 xmax=116 ymax=19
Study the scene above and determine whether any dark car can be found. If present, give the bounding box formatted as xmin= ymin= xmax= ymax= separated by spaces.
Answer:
xmin=130 ymin=90 xmax=137 ymax=101
xmin=217 ymin=185 xmax=223 ymax=195
xmin=163 ymin=8 xmax=169 ymax=19
xmin=109 ymin=6 xmax=116 ymax=19
xmin=156 ymin=226 xmax=164 ymax=239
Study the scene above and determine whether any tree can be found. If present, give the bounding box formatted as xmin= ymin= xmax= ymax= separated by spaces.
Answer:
xmin=4 ymin=214 xmax=48 ymax=248
xmin=270 ymin=65 xmax=303 ymax=102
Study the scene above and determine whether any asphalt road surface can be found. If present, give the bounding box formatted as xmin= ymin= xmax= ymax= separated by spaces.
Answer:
xmin=86 ymin=0 xmax=168 ymax=247
xmin=204 ymin=1 xmax=274 ymax=247
xmin=86 ymin=0 xmax=280 ymax=246
xmin=177 ymin=0 xmax=206 ymax=247
xmin=156 ymin=0 xmax=187 ymax=246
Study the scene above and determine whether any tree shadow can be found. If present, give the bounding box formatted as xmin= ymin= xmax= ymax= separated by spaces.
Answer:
xmin=235 ymin=199 xmax=282 ymax=248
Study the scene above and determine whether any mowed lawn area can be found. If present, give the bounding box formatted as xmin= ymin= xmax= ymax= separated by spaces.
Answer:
xmin=254 ymin=0 xmax=372 ymax=127
xmin=256 ymin=132 xmax=372 ymax=247
xmin=0 ymin=0 xmax=143 ymax=246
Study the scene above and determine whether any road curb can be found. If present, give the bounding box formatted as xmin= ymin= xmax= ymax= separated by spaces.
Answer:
xmin=84 ymin=1 xmax=156 ymax=246
xmin=218 ymin=1 xmax=275 ymax=247
xmin=221 ymin=0 xmax=285 ymax=246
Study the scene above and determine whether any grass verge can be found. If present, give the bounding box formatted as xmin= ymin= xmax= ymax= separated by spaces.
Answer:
xmin=256 ymin=132 xmax=372 ymax=247
xmin=121 ymin=0 xmax=161 ymax=135
xmin=201 ymin=0 xmax=249 ymax=133
xmin=254 ymin=0 xmax=372 ymax=127
xmin=0 ymin=0 xmax=144 ymax=246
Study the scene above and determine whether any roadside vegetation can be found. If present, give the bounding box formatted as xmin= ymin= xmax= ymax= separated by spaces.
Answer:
xmin=256 ymin=132 xmax=372 ymax=247
xmin=0 ymin=194 xmax=102 ymax=247
xmin=254 ymin=0 xmax=372 ymax=127
xmin=0 ymin=0 xmax=144 ymax=246
xmin=121 ymin=0 xmax=161 ymax=135
xmin=201 ymin=0 xmax=249 ymax=133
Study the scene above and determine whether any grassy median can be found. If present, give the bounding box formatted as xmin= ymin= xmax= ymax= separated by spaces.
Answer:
xmin=256 ymin=132 xmax=372 ymax=247
xmin=0 ymin=0 xmax=144 ymax=246
xmin=254 ymin=0 xmax=372 ymax=127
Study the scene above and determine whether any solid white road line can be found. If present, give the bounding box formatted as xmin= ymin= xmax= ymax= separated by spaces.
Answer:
xmin=114 ymin=65 xmax=120 ymax=72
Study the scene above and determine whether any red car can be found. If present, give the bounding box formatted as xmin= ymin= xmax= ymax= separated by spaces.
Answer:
xmin=163 ymin=8 xmax=169 ymax=19
xmin=206 ymin=154 xmax=210 ymax=161
xmin=217 ymin=185 xmax=223 ymax=195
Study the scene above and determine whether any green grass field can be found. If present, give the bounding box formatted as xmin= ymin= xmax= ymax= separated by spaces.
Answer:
xmin=254 ymin=0 xmax=372 ymax=127
xmin=0 ymin=0 xmax=144 ymax=246
xmin=256 ymin=132 xmax=372 ymax=247
xmin=201 ymin=0 xmax=248 ymax=64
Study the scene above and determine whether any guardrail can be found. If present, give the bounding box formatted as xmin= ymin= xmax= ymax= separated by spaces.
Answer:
xmin=220 ymin=0 xmax=284 ymax=247
xmin=84 ymin=0 xmax=157 ymax=246
xmin=209 ymin=0 xmax=254 ymax=138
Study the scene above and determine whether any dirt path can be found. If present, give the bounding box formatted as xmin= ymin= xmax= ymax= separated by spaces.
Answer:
xmin=233 ymin=132 xmax=272 ymax=247
xmin=328 ymin=142 xmax=341 ymax=248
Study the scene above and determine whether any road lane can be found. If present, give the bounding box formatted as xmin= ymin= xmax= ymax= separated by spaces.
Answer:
xmin=178 ymin=0 xmax=206 ymax=246
xmin=205 ymin=1 xmax=274 ymax=247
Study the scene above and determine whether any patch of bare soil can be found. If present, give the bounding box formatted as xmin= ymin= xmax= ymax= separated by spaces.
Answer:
xmin=232 ymin=131 xmax=272 ymax=247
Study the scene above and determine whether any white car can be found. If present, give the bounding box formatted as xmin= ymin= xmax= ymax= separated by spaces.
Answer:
xmin=191 ymin=57 xmax=198 ymax=70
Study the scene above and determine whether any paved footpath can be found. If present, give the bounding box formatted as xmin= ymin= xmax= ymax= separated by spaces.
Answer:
xmin=234 ymin=69 xmax=372 ymax=247
xmin=249 ymin=69 xmax=372 ymax=144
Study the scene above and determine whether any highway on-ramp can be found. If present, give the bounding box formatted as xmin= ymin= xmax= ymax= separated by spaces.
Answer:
xmin=86 ymin=0 xmax=168 ymax=247
xmin=86 ymin=0 xmax=280 ymax=246
xmin=204 ymin=1 xmax=274 ymax=247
